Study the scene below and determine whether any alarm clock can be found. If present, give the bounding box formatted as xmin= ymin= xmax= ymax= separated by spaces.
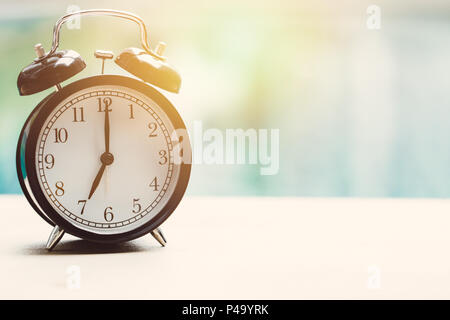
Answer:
xmin=16 ymin=9 xmax=191 ymax=251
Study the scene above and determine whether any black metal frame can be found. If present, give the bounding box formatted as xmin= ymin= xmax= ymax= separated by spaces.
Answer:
xmin=17 ymin=75 xmax=191 ymax=243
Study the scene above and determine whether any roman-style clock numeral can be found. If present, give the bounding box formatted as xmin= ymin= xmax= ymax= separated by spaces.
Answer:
xmin=150 ymin=177 xmax=160 ymax=191
xmin=97 ymin=97 xmax=112 ymax=112
xmin=132 ymin=198 xmax=141 ymax=214
xmin=44 ymin=154 xmax=55 ymax=169
xmin=72 ymin=107 xmax=85 ymax=122
xmin=55 ymin=181 xmax=64 ymax=196
xmin=77 ymin=200 xmax=87 ymax=215
xmin=53 ymin=128 xmax=68 ymax=143
xmin=148 ymin=122 xmax=157 ymax=137
xmin=129 ymin=104 xmax=135 ymax=119
xmin=159 ymin=150 xmax=167 ymax=165
xmin=104 ymin=206 xmax=114 ymax=222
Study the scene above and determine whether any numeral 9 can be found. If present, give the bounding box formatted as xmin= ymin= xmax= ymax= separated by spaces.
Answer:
xmin=44 ymin=154 xmax=54 ymax=169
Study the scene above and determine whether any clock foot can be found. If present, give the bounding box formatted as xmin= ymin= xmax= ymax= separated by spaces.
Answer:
xmin=46 ymin=225 xmax=65 ymax=251
xmin=150 ymin=228 xmax=166 ymax=247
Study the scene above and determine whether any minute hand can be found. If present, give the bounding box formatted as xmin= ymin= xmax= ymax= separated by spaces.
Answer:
xmin=88 ymin=98 xmax=113 ymax=200
xmin=104 ymin=98 xmax=110 ymax=153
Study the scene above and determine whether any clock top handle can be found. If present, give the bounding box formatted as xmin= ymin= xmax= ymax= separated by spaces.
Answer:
xmin=18 ymin=9 xmax=181 ymax=95
xmin=36 ymin=9 xmax=165 ymax=63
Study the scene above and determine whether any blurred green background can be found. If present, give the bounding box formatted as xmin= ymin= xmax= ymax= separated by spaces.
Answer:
xmin=1 ymin=0 xmax=450 ymax=196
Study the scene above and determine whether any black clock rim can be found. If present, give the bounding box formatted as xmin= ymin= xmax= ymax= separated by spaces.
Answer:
xmin=16 ymin=93 xmax=56 ymax=227
xmin=24 ymin=75 xmax=191 ymax=243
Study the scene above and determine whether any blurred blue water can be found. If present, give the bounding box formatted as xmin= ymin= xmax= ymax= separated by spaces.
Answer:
xmin=1 ymin=1 xmax=449 ymax=197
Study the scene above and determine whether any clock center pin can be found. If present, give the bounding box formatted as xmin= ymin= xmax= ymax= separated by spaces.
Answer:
xmin=100 ymin=152 xmax=114 ymax=165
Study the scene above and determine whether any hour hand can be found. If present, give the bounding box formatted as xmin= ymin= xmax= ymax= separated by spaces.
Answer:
xmin=88 ymin=163 xmax=106 ymax=200
xmin=87 ymin=152 xmax=114 ymax=199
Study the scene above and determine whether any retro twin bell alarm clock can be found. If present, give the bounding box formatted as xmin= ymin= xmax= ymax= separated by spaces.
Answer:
xmin=16 ymin=9 xmax=191 ymax=251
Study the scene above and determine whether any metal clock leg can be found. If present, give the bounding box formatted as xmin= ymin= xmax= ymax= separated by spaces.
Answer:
xmin=150 ymin=228 xmax=166 ymax=247
xmin=46 ymin=225 xmax=65 ymax=251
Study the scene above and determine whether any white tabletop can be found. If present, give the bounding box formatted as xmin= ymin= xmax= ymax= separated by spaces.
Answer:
xmin=1 ymin=195 xmax=449 ymax=299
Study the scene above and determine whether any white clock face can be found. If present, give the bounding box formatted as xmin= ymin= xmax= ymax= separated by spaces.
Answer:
xmin=34 ymin=84 xmax=182 ymax=235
